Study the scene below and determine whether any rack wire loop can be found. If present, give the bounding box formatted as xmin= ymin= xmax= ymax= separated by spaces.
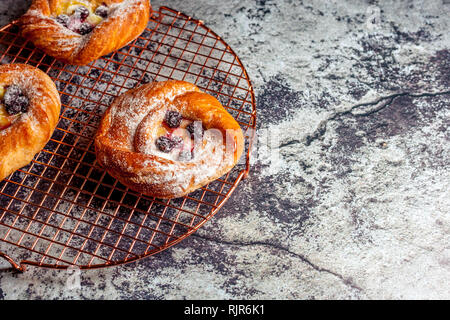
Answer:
xmin=0 ymin=6 xmax=256 ymax=270
xmin=0 ymin=251 xmax=25 ymax=272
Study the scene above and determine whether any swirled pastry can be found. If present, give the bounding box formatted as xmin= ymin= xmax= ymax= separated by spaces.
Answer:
xmin=95 ymin=80 xmax=245 ymax=199
xmin=0 ymin=64 xmax=61 ymax=181
xmin=18 ymin=0 xmax=150 ymax=65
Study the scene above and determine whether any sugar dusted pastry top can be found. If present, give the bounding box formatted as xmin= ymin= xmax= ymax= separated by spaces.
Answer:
xmin=95 ymin=80 xmax=245 ymax=199
xmin=0 ymin=64 xmax=61 ymax=181
xmin=19 ymin=0 xmax=151 ymax=65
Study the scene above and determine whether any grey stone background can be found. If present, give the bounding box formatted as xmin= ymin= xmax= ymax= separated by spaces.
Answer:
xmin=0 ymin=0 xmax=449 ymax=299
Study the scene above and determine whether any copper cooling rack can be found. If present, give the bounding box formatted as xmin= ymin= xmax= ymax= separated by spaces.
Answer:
xmin=0 ymin=7 xmax=256 ymax=271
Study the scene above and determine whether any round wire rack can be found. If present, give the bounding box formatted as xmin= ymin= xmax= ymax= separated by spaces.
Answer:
xmin=0 ymin=6 xmax=256 ymax=271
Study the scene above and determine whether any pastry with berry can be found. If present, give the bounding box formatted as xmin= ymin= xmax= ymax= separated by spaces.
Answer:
xmin=0 ymin=64 xmax=61 ymax=181
xmin=94 ymin=81 xmax=244 ymax=199
xmin=18 ymin=0 xmax=150 ymax=65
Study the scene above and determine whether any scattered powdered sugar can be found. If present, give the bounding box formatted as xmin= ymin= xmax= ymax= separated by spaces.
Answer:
xmin=21 ymin=8 xmax=85 ymax=52
xmin=109 ymin=0 xmax=147 ymax=17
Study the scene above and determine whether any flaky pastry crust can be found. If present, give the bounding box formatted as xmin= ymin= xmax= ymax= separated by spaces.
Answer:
xmin=95 ymin=80 xmax=245 ymax=199
xmin=0 ymin=64 xmax=61 ymax=181
xmin=18 ymin=0 xmax=150 ymax=65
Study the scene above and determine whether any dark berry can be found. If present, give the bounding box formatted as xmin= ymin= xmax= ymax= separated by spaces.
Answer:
xmin=16 ymin=95 xmax=30 ymax=113
xmin=171 ymin=136 xmax=183 ymax=147
xmin=95 ymin=5 xmax=109 ymax=18
xmin=3 ymin=85 xmax=29 ymax=115
xmin=186 ymin=121 xmax=204 ymax=139
xmin=77 ymin=22 xmax=94 ymax=35
xmin=156 ymin=136 xmax=175 ymax=153
xmin=3 ymin=85 xmax=22 ymax=103
xmin=74 ymin=6 xmax=90 ymax=21
xmin=178 ymin=150 xmax=193 ymax=162
xmin=164 ymin=111 xmax=182 ymax=128
xmin=56 ymin=14 xmax=70 ymax=27
xmin=5 ymin=104 xmax=21 ymax=115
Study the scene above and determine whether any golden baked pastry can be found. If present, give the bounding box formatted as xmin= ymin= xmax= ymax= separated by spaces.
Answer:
xmin=94 ymin=80 xmax=245 ymax=199
xmin=18 ymin=0 xmax=151 ymax=65
xmin=0 ymin=64 xmax=61 ymax=181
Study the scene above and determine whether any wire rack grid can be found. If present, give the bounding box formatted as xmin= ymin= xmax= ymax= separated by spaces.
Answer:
xmin=0 ymin=6 xmax=256 ymax=271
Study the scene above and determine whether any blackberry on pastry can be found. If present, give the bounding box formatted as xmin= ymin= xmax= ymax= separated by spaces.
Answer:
xmin=19 ymin=0 xmax=151 ymax=65
xmin=94 ymin=80 xmax=244 ymax=199
xmin=0 ymin=64 xmax=61 ymax=181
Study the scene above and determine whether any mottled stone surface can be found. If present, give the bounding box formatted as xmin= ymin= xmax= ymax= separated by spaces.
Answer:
xmin=0 ymin=0 xmax=449 ymax=299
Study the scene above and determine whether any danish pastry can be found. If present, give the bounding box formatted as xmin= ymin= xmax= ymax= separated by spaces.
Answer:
xmin=18 ymin=0 xmax=150 ymax=65
xmin=94 ymin=80 xmax=245 ymax=199
xmin=0 ymin=64 xmax=61 ymax=181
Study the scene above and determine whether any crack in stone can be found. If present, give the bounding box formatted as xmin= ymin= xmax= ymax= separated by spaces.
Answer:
xmin=300 ymin=90 xmax=450 ymax=146
xmin=279 ymin=139 xmax=301 ymax=149
xmin=191 ymin=233 xmax=366 ymax=294
xmin=352 ymin=90 xmax=450 ymax=117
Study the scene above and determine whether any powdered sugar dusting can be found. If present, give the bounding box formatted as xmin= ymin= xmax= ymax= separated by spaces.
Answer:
xmin=20 ymin=0 xmax=148 ymax=61
xmin=109 ymin=0 xmax=147 ymax=18
xmin=22 ymin=8 xmax=84 ymax=48
xmin=0 ymin=65 xmax=55 ymax=136
xmin=99 ymin=81 xmax=237 ymax=197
